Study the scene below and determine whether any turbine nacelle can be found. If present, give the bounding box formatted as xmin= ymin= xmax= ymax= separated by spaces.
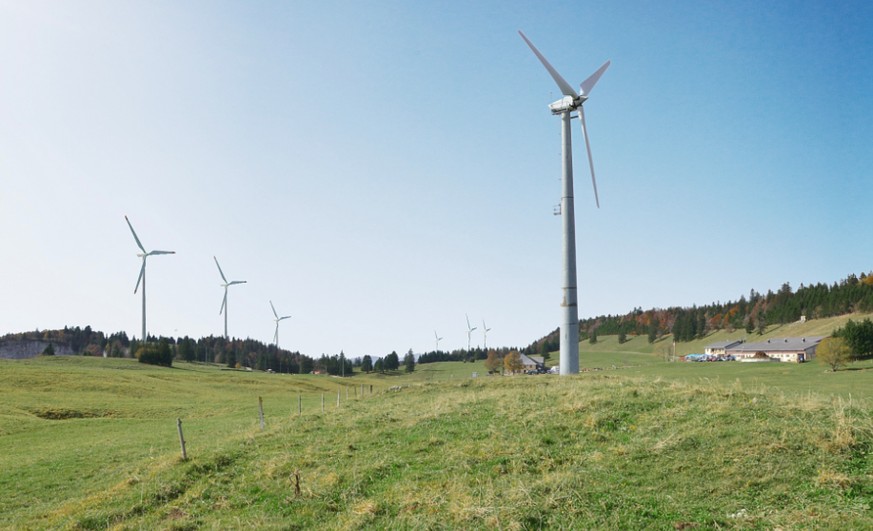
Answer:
xmin=549 ymin=95 xmax=586 ymax=114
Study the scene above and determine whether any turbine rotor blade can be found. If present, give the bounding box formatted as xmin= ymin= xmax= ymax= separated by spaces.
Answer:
xmin=220 ymin=289 xmax=227 ymax=315
xmin=579 ymin=106 xmax=601 ymax=208
xmin=213 ymin=256 xmax=228 ymax=283
xmin=579 ymin=60 xmax=611 ymax=97
xmin=270 ymin=300 xmax=278 ymax=319
xmin=229 ymin=280 xmax=246 ymax=286
xmin=150 ymin=250 xmax=175 ymax=256
xmin=124 ymin=216 xmax=147 ymax=253
xmin=518 ymin=30 xmax=577 ymax=97
xmin=134 ymin=259 xmax=145 ymax=294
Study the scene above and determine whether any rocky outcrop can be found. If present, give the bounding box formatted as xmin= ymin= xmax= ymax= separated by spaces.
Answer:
xmin=0 ymin=340 xmax=75 ymax=359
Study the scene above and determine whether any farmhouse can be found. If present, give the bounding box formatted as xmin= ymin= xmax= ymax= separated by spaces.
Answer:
xmin=519 ymin=354 xmax=545 ymax=373
xmin=704 ymin=339 xmax=744 ymax=356
xmin=725 ymin=336 xmax=825 ymax=363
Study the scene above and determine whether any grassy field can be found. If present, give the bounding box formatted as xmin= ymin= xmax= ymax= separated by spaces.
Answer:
xmin=1 ymin=320 xmax=872 ymax=529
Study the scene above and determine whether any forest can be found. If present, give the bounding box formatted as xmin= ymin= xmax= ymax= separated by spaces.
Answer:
xmin=525 ymin=271 xmax=873 ymax=354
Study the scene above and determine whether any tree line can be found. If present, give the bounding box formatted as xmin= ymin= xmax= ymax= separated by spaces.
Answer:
xmin=526 ymin=271 xmax=873 ymax=351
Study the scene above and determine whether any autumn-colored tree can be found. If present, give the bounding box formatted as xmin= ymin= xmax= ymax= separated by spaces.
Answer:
xmin=817 ymin=337 xmax=851 ymax=372
xmin=484 ymin=350 xmax=502 ymax=373
xmin=504 ymin=351 xmax=523 ymax=374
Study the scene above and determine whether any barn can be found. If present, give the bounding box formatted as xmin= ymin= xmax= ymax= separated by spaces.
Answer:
xmin=725 ymin=336 xmax=825 ymax=363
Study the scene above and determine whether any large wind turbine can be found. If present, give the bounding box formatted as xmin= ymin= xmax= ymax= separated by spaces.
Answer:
xmin=482 ymin=320 xmax=492 ymax=350
xmin=519 ymin=30 xmax=610 ymax=375
xmin=465 ymin=314 xmax=477 ymax=352
xmin=214 ymin=256 xmax=246 ymax=340
xmin=270 ymin=300 xmax=291 ymax=348
xmin=124 ymin=216 xmax=175 ymax=342
xmin=434 ymin=330 xmax=444 ymax=352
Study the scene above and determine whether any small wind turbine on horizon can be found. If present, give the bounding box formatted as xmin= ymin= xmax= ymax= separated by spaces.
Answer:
xmin=465 ymin=314 xmax=477 ymax=352
xmin=124 ymin=216 xmax=175 ymax=342
xmin=270 ymin=300 xmax=291 ymax=348
xmin=434 ymin=330 xmax=444 ymax=352
xmin=519 ymin=30 xmax=610 ymax=376
xmin=482 ymin=320 xmax=492 ymax=350
xmin=214 ymin=256 xmax=246 ymax=340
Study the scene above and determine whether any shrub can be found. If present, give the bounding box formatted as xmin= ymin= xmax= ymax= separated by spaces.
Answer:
xmin=136 ymin=340 xmax=173 ymax=367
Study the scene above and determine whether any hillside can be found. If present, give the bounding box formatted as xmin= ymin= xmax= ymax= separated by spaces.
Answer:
xmin=1 ymin=356 xmax=871 ymax=529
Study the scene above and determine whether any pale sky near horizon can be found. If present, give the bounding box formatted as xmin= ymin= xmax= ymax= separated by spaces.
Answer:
xmin=2 ymin=1 xmax=873 ymax=358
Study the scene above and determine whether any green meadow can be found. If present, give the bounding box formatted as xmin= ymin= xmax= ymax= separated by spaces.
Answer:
xmin=1 ymin=317 xmax=872 ymax=529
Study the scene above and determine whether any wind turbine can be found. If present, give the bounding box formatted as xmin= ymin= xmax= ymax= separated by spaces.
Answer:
xmin=482 ymin=320 xmax=492 ymax=350
xmin=214 ymin=256 xmax=247 ymax=340
xmin=519 ymin=30 xmax=610 ymax=375
xmin=124 ymin=216 xmax=175 ymax=343
xmin=465 ymin=314 xmax=477 ymax=352
xmin=270 ymin=300 xmax=292 ymax=348
xmin=434 ymin=330 xmax=444 ymax=352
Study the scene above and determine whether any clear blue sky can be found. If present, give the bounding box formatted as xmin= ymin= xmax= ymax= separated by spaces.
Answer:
xmin=2 ymin=0 xmax=872 ymax=358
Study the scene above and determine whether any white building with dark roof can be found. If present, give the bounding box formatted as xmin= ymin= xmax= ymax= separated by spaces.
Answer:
xmin=704 ymin=340 xmax=744 ymax=356
xmin=725 ymin=336 xmax=826 ymax=363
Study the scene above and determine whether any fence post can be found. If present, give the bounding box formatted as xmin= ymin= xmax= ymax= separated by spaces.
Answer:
xmin=298 ymin=393 xmax=302 ymax=415
xmin=321 ymin=393 xmax=325 ymax=413
xmin=258 ymin=396 xmax=265 ymax=430
xmin=176 ymin=418 xmax=187 ymax=461
xmin=336 ymin=388 xmax=341 ymax=408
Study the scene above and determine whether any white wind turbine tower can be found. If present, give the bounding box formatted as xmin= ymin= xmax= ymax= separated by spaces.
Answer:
xmin=465 ymin=314 xmax=477 ymax=352
xmin=214 ymin=256 xmax=247 ymax=340
xmin=434 ymin=330 xmax=444 ymax=352
xmin=519 ymin=30 xmax=610 ymax=376
xmin=124 ymin=216 xmax=175 ymax=343
xmin=270 ymin=300 xmax=292 ymax=348
xmin=482 ymin=320 xmax=492 ymax=350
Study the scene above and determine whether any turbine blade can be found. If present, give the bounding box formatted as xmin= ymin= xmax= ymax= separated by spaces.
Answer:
xmin=579 ymin=107 xmax=601 ymax=208
xmin=134 ymin=259 xmax=145 ymax=293
xmin=214 ymin=256 xmax=228 ymax=283
xmin=220 ymin=290 xmax=227 ymax=315
xmin=579 ymin=60 xmax=610 ymax=97
xmin=280 ymin=315 xmax=292 ymax=321
xmin=124 ymin=216 xmax=146 ymax=253
xmin=270 ymin=300 xmax=278 ymax=319
xmin=229 ymin=280 xmax=247 ymax=286
xmin=518 ymin=30 xmax=577 ymax=97
xmin=150 ymin=250 xmax=175 ymax=256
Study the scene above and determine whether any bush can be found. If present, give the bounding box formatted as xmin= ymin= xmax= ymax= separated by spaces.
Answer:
xmin=136 ymin=340 xmax=173 ymax=367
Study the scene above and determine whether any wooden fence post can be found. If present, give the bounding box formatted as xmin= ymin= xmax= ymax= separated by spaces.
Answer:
xmin=321 ymin=393 xmax=325 ymax=413
xmin=258 ymin=396 xmax=265 ymax=430
xmin=176 ymin=418 xmax=187 ymax=461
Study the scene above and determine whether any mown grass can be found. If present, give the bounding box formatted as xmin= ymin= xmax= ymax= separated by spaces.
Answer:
xmin=1 ymin=349 xmax=872 ymax=529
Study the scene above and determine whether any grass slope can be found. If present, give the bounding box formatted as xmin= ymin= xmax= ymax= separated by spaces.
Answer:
xmin=1 ymin=355 xmax=872 ymax=529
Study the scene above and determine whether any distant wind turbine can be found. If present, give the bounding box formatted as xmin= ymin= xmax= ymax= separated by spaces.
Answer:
xmin=465 ymin=314 xmax=477 ymax=352
xmin=124 ymin=216 xmax=175 ymax=342
xmin=214 ymin=256 xmax=246 ymax=340
xmin=434 ymin=330 xmax=444 ymax=352
xmin=519 ymin=30 xmax=610 ymax=375
xmin=270 ymin=300 xmax=291 ymax=348
xmin=482 ymin=320 xmax=492 ymax=350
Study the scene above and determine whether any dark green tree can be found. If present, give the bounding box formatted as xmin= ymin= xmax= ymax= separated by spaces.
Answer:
xmin=42 ymin=343 xmax=55 ymax=356
xmin=361 ymin=354 xmax=373 ymax=373
xmin=384 ymin=351 xmax=400 ymax=371
xmin=403 ymin=349 xmax=415 ymax=373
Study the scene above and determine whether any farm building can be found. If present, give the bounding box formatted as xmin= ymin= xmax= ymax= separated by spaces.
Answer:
xmin=725 ymin=336 xmax=825 ymax=363
xmin=704 ymin=339 xmax=744 ymax=356
xmin=519 ymin=354 xmax=545 ymax=373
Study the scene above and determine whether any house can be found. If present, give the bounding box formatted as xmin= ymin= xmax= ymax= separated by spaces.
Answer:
xmin=704 ymin=340 xmax=744 ymax=356
xmin=518 ymin=354 xmax=545 ymax=373
xmin=725 ymin=336 xmax=825 ymax=363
